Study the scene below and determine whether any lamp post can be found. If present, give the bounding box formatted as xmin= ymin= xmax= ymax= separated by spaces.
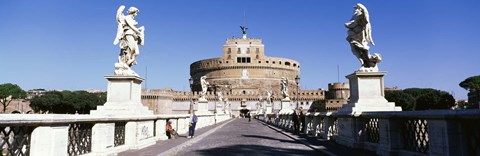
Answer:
xmin=189 ymin=77 xmax=194 ymax=114
xmin=295 ymin=75 xmax=300 ymax=109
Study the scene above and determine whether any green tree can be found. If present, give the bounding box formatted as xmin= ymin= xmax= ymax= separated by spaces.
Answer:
xmin=30 ymin=90 xmax=106 ymax=114
xmin=0 ymin=83 xmax=27 ymax=113
xmin=30 ymin=91 xmax=63 ymax=113
xmin=459 ymin=75 xmax=480 ymax=91
xmin=413 ymin=89 xmax=455 ymax=110
xmin=459 ymin=75 xmax=480 ymax=106
xmin=385 ymin=90 xmax=416 ymax=111
xmin=403 ymin=88 xmax=437 ymax=98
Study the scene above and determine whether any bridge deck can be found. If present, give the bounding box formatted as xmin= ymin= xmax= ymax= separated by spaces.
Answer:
xmin=119 ymin=118 xmax=373 ymax=156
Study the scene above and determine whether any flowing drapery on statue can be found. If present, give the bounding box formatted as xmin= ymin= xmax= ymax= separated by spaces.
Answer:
xmin=113 ymin=5 xmax=145 ymax=76
xmin=199 ymin=76 xmax=209 ymax=102
xmin=280 ymin=77 xmax=290 ymax=100
xmin=345 ymin=3 xmax=381 ymax=72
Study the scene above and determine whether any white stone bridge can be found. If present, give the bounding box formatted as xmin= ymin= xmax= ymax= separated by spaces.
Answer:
xmin=0 ymin=109 xmax=478 ymax=156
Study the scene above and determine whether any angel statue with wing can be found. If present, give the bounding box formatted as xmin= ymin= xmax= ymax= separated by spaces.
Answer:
xmin=113 ymin=5 xmax=145 ymax=76
xmin=345 ymin=3 xmax=381 ymax=72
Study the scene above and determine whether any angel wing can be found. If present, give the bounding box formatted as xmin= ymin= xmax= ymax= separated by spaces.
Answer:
xmin=357 ymin=4 xmax=375 ymax=46
xmin=113 ymin=5 xmax=126 ymax=45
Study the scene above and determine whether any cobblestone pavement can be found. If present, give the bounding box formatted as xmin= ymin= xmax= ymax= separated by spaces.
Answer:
xmin=172 ymin=118 xmax=323 ymax=156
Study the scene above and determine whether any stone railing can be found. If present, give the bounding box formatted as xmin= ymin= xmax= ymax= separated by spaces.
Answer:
xmin=0 ymin=113 xmax=231 ymax=156
xmin=258 ymin=109 xmax=480 ymax=156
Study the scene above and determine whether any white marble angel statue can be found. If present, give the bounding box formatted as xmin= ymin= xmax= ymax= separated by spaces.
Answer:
xmin=266 ymin=91 xmax=274 ymax=105
xmin=199 ymin=76 xmax=210 ymax=101
xmin=113 ymin=5 xmax=145 ymax=76
xmin=280 ymin=77 xmax=290 ymax=100
xmin=345 ymin=3 xmax=381 ymax=72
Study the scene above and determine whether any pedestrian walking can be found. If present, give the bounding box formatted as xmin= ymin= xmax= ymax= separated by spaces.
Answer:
xmin=299 ymin=107 xmax=306 ymax=133
xmin=188 ymin=110 xmax=198 ymax=138
xmin=292 ymin=109 xmax=301 ymax=134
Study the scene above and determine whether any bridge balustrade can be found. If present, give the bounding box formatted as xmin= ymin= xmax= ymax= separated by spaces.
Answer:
xmin=0 ymin=113 xmax=230 ymax=156
xmin=258 ymin=109 xmax=480 ymax=156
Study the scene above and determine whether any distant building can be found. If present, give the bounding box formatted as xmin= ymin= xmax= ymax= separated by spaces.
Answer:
xmin=385 ymin=86 xmax=400 ymax=91
xmin=141 ymin=29 xmax=325 ymax=116
xmin=324 ymin=82 xmax=350 ymax=112
xmin=26 ymin=89 xmax=47 ymax=99
xmin=3 ymin=99 xmax=33 ymax=114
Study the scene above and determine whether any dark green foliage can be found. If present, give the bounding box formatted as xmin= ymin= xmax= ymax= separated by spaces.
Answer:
xmin=385 ymin=90 xmax=415 ymax=111
xmin=459 ymin=75 xmax=480 ymax=91
xmin=385 ymin=88 xmax=455 ymax=110
xmin=404 ymin=88 xmax=455 ymax=110
xmin=0 ymin=83 xmax=27 ymax=112
xmin=30 ymin=90 xmax=106 ymax=114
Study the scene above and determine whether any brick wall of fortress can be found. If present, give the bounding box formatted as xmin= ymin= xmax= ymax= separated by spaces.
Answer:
xmin=141 ymin=89 xmax=325 ymax=114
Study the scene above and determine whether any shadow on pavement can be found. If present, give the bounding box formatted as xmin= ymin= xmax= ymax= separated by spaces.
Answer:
xmin=241 ymin=134 xmax=301 ymax=144
xmin=193 ymin=144 xmax=326 ymax=156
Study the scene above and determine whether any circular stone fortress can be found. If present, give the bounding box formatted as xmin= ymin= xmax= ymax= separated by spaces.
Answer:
xmin=190 ymin=34 xmax=300 ymax=95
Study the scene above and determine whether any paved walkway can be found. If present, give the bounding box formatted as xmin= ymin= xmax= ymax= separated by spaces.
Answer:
xmin=119 ymin=118 xmax=374 ymax=156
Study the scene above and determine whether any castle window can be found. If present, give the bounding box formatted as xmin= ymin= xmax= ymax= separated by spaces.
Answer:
xmin=228 ymin=48 xmax=231 ymax=54
xmin=235 ymin=42 xmax=237 ymax=44
xmin=285 ymin=62 xmax=291 ymax=66
xmin=226 ymin=61 xmax=229 ymax=63
xmin=272 ymin=61 xmax=276 ymax=64
xmin=249 ymin=42 xmax=252 ymax=44
xmin=236 ymin=57 xmax=251 ymax=63
xmin=256 ymin=48 xmax=259 ymax=54
xmin=228 ymin=55 xmax=231 ymax=59
xmin=258 ymin=61 xmax=261 ymax=63
xmin=266 ymin=61 xmax=269 ymax=63
xmin=256 ymin=55 xmax=259 ymax=59
xmin=243 ymin=90 xmax=246 ymax=94
xmin=247 ymin=48 xmax=250 ymax=54
xmin=293 ymin=63 xmax=297 ymax=67
xmin=219 ymin=61 xmax=222 ymax=64
xmin=279 ymin=61 xmax=282 ymax=65
xmin=237 ymin=48 xmax=241 ymax=54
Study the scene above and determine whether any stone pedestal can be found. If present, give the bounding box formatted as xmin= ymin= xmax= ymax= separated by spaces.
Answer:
xmin=339 ymin=71 xmax=401 ymax=113
xmin=91 ymin=76 xmax=153 ymax=115
xmin=336 ymin=71 xmax=401 ymax=149
xmin=266 ymin=105 xmax=273 ymax=114
xmin=196 ymin=100 xmax=212 ymax=115
xmin=279 ymin=99 xmax=293 ymax=114
xmin=216 ymin=103 xmax=224 ymax=114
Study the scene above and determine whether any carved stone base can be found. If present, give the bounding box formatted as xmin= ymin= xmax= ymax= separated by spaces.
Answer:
xmin=338 ymin=71 xmax=401 ymax=114
xmin=279 ymin=99 xmax=293 ymax=114
xmin=196 ymin=100 xmax=212 ymax=115
xmin=90 ymin=76 xmax=153 ymax=116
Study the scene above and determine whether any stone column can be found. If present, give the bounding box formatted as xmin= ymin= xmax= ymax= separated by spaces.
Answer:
xmin=91 ymin=123 xmax=115 ymax=154
xmin=124 ymin=121 xmax=155 ymax=149
xmin=376 ymin=118 xmax=403 ymax=155
xmin=30 ymin=125 xmax=69 ymax=156
xmin=155 ymin=119 xmax=168 ymax=140
xmin=427 ymin=119 xmax=464 ymax=156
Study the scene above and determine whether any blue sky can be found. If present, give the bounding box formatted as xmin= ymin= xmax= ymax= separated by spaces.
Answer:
xmin=1 ymin=0 xmax=478 ymax=100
